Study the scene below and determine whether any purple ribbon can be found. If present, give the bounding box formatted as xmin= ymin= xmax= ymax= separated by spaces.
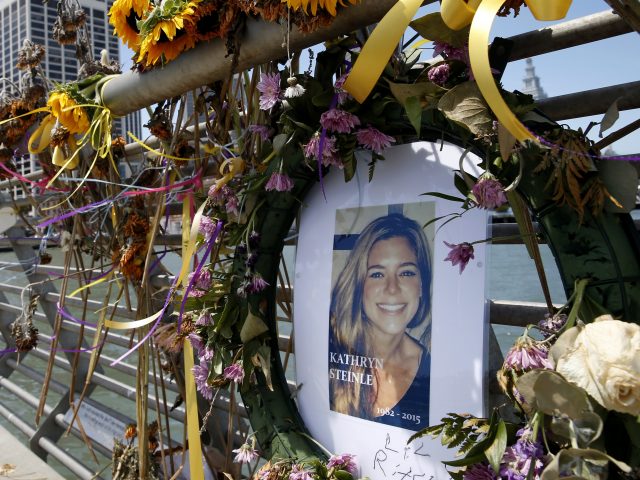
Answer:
xmin=57 ymin=302 xmax=98 ymax=327
xmin=37 ymin=198 xmax=113 ymax=229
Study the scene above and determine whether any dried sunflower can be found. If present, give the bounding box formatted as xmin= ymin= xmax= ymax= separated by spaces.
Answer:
xmin=136 ymin=0 xmax=201 ymax=66
xmin=282 ymin=0 xmax=359 ymax=16
xmin=109 ymin=0 xmax=152 ymax=49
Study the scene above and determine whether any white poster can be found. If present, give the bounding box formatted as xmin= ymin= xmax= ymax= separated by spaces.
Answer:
xmin=294 ymin=141 xmax=488 ymax=479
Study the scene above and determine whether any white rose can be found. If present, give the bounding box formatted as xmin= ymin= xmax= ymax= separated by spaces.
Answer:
xmin=552 ymin=317 xmax=640 ymax=416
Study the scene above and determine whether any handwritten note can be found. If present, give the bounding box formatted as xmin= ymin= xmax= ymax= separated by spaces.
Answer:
xmin=63 ymin=400 xmax=126 ymax=450
xmin=370 ymin=432 xmax=441 ymax=479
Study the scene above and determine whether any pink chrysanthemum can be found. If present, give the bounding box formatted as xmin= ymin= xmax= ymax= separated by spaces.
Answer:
xmin=199 ymin=216 xmax=218 ymax=241
xmin=265 ymin=172 xmax=294 ymax=192
xmin=289 ymin=464 xmax=313 ymax=480
xmin=503 ymin=338 xmax=553 ymax=371
xmin=223 ymin=362 xmax=245 ymax=383
xmin=472 ymin=177 xmax=507 ymax=209
xmin=192 ymin=362 xmax=213 ymax=400
xmin=232 ymin=442 xmax=259 ymax=464
xmin=444 ymin=241 xmax=475 ymax=273
xmin=327 ymin=453 xmax=357 ymax=475
xmin=303 ymin=134 xmax=342 ymax=168
xmin=427 ymin=63 xmax=451 ymax=86
xmin=320 ymin=108 xmax=360 ymax=133
xmin=257 ymin=72 xmax=282 ymax=110
xmin=356 ymin=126 xmax=395 ymax=153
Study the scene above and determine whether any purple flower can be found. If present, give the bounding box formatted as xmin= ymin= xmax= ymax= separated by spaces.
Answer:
xmin=249 ymin=124 xmax=273 ymax=141
xmin=444 ymin=241 xmax=475 ymax=273
xmin=192 ymin=362 xmax=213 ymax=400
xmin=320 ymin=108 xmax=360 ymax=133
xmin=503 ymin=338 xmax=553 ymax=371
xmin=289 ymin=464 xmax=313 ymax=480
xmin=334 ymin=72 xmax=351 ymax=104
xmin=195 ymin=312 xmax=212 ymax=326
xmin=223 ymin=362 xmax=245 ymax=383
xmin=226 ymin=193 xmax=239 ymax=216
xmin=199 ymin=347 xmax=214 ymax=363
xmin=199 ymin=215 xmax=218 ymax=242
xmin=537 ymin=313 xmax=567 ymax=338
xmin=265 ymin=172 xmax=294 ymax=192
xmin=463 ymin=463 xmax=498 ymax=480
xmin=433 ymin=40 xmax=469 ymax=63
xmin=303 ymin=134 xmax=342 ymax=168
xmin=232 ymin=442 xmax=259 ymax=464
xmin=257 ymin=72 xmax=281 ymax=110
xmin=247 ymin=273 xmax=269 ymax=293
xmin=188 ymin=333 xmax=204 ymax=352
xmin=427 ymin=63 xmax=451 ymax=86
xmin=208 ymin=184 xmax=230 ymax=202
xmin=327 ymin=453 xmax=357 ymax=475
xmin=356 ymin=126 xmax=395 ymax=153
xmin=187 ymin=269 xmax=212 ymax=297
xmin=500 ymin=430 xmax=546 ymax=480
xmin=472 ymin=177 xmax=507 ymax=209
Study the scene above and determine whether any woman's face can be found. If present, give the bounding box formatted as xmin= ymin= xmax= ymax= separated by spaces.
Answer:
xmin=363 ymin=236 xmax=421 ymax=338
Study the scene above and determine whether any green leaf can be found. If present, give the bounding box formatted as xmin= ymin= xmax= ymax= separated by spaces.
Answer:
xmin=531 ymin=370 xmax=592 ymax=419
xmin=333 ymin=470 xmax=354 ymax=480
xmin=599 ymin=98 xmax=620 ymax=137
xmin=387 ymin=80 xmax=444 ymax=106
xmin=484 ymin=420 xmax=507 ymax=474
xmin=421 ymin=191 xmax=466 ymax=203
xmin=405 ymin=96 xmax=422 ymax=136
xmin=240 ymin=309 xmax=269 ymax=343
xmin=438 ymin=82 xmax=494 ymax=137
xmin=410 ymin=12 xmax=470 ymax=47
xmin=343 ymin=150 xmax=356 ymax=182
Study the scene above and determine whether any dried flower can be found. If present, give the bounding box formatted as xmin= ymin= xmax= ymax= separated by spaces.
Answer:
xmin=303 ymin=133 xmax=342 ymax=168
xmin=124 ymin=423 xmax=137 ymax=441
xmin=198 ymin=347 xmax=214 ymax=363
xmin=188 ymin=333 xmax=204 ymax=352
xmin=187 ymin=269 xmax=212 ymax=297
xmin=195 ymin=312 xmax=212 ymax=326
xmin=327 ymin=453 xmax=357 ymax=475
xmin=503 ymin=337 xmax=553 ymax=371
xmin=427 ymin=63 xmax=451 ymax=86
xmin=334 ymin=72 xmax=350 ymax=104
xmin=289 ymin=464 xmax=313 ymax=480
xmin=265 ymin=172 xmax=295 ymax=192
xmin=537 ymin=312 xmax=567 ymax=338
xmin=192 ymin=362 xmax=213 ymax=400
xmin=356 ymin=126 xmax=395 ymax=153
xmin=198 ymin=216 xmax=218 ymax=242
xmin=444 ymin=241 xmax=475 ymax=273
xmin=463 ymin=463 xmax=498 ymax=480
xmin=223 ymin=362 xmax=245 ymax=383
xmin=284 ymin=76 xmax=306 ymax=98
xmin=232 ymin=442 xmax=259 ymax=464
xmin=257 ymin=72 xmax=282 ymax=110
xmin=320 ymin=108 xmax=360 ymax=133
xmin=472 ymin=177 xmax=507 ymax=209
xmin=248 ymin=273 xmax=269 ymax=293
xmin=249 ymin=124 xmax=273 ymax=141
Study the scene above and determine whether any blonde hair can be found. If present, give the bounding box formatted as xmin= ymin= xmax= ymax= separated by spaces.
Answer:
xmin=329 ymin=213 xmax=431 ymax=418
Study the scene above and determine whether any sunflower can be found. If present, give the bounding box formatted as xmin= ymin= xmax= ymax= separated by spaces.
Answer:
xmin=185 ymin=1 xmax=239 ymax=43
xmin=136 ymin=0 xmax=201 ymax=66
xmin=47 ymin=91 xmax=90 ymax=134
xmin=109 ymin=0 xmax=151 ymax=49
xmin=282 ymin=0 xmax=358 ymax=16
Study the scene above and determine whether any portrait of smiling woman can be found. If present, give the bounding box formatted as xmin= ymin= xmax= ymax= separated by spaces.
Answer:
xmin=328 ymin=209 xmax=432 ymax=431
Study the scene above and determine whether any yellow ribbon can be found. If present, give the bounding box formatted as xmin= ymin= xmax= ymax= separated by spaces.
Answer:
xmin=28 ymin=113 xmax=57 ymax=154
xmin=524 ymin=0 xmax=572 ymax=21
xmin=342 ymin=0 xmax=423 ymax=103
xmin=469 ymin=0 xmax=536 ymax=143
xmin=441 ymin=0 xmax=480 ymax=30
xmin=212 ymin=156 xmax=245 ymax=192
xmin=181 ymin=195 xmax=205 ymax=480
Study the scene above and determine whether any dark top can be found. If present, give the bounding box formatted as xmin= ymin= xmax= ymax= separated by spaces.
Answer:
xmin=372 ymin=348 xmax=430 ymax=431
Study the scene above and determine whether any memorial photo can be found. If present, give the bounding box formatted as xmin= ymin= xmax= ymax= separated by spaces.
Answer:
xmin=328 ymin=203 xmax=434 ymax=431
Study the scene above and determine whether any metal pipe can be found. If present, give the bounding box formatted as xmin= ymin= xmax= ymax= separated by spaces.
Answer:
xmin=536 ymin=80 xmax=640 ymax=120
xmin=101 ymin=0 xmax=415 ymax=116
xmin=507 ymin=10 xmax=633 ymax=61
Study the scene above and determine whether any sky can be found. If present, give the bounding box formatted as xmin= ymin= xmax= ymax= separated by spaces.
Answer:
xmin=119 ymin=0 xmax=639 ymax=154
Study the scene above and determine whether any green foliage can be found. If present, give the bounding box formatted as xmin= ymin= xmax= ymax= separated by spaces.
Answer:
xmin=410 ymin=12 xmax=470 ymax=47
xmin=438 ymin=82 xmax=494 ymax=137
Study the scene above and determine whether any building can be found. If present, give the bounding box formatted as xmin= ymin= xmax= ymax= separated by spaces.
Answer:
xmin=521 ymin=57 xmax=547 ymax=100
xmin=0 ymin=0 xmax=142 ymax=144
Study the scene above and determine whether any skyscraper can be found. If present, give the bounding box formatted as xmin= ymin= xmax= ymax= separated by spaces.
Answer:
xmin=0 ymin=0 xmax=142 ymax=141
xmin=522 ymin=58 xmax=547 ymax=100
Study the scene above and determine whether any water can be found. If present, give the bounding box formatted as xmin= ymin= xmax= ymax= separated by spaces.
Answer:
xmin=0 ymin=242 xmax=565 ymax=478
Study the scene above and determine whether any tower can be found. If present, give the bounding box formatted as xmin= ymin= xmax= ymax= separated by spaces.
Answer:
xmin=522 ymin=58 xmax=547 ymax=100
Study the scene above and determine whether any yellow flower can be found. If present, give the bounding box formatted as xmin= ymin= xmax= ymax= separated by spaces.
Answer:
xmin=136 ymin=1 xmax=201 ymax=66
xmin=282 ymin=0 xmax=358 ymax=16
xmin=47 ymin=92 xmax=90 ymax=134
xmin=109 ymin=0 xmax=151 ymax=49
